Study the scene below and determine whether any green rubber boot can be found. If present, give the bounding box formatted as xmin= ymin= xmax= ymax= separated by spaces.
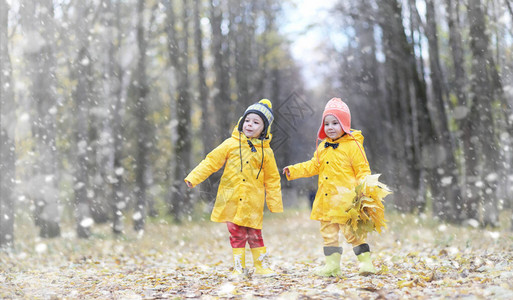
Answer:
xmin=314 ymin=247 xmax=342 ymax=277
xmin=357 ymin=252 xmax=376 ymax=275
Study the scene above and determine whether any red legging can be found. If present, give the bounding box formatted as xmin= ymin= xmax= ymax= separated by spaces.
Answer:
xmin=227 ymin=222 xmax=264 ymax=248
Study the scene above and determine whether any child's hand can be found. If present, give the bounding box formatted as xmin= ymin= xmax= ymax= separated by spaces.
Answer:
xmin=185 ymin=180 xmax=193 ymax=188
xmin=282 ymin=167 xmax=290 ymax=177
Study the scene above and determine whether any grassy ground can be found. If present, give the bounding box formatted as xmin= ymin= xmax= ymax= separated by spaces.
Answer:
xmin=1 ymin=203 xmax=513 ymax=299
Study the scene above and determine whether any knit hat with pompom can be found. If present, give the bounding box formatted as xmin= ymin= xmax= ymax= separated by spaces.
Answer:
xmin=238 ymin=99 xmax=274 ymax=139
xmin=317 ymin=97 xmax=351 ymax=140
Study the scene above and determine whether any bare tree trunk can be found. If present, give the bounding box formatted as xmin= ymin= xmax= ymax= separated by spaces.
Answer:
xmin=193 ymin=0 xmax=217 ymax=203
xmin=254 ymin=1 xmax=271 ymax=101
xmin=111 ymin=0 xmax=127 ymax=234
xmin=407 ymin=0 xmax=426 ymax=90
xmin=72 ymin=1 xmax=96 ymax=238
xmin=377 ymin=0 xmax=422 ymax=212
xmin=89 ymin=114 xmax=110 ymax=224
xmin=0 ymin=0 xmax=16 ymax=249
xmin=445 ymin=0 xmax=477 ymax=222
xmin=210 ymin=0 xmax=232 ymax=138
xmin=90 ymin=15 xmax=111 ymax=225
xmin=506 ymin=1 xmax=513 ymax=33
xmin=406 ymin=0 xmax=428 ymax=213
xmin=20 ymin=0 xmax=61 ymax=238
xmin=424 ymin=0 xmax=462 ymax=223
xmin=231 ymin=0 xmax=251 ymax=108
xmin=73 ymin=66 xmax=93 ymax=238
xmin=193 ymin=0 xmax=211 ymax=156
xmin=76 ymin=6 xmax=106 ymax=224
xmin=167 ymin=0 xmax=192 ymax=221
xmin=486 ymin=0 xmax=512 ymax=218
xmin=204 ymin=0 xmax=233 ymax=209
xmin=132 ymin=0 xmax=151 ymax=232
xmin=353 ymin=0 xmax=389 ymax=176
xmin=468 ymin=0 xmax=501 ymax=227
xmin=102 ymin=0 xmax=127 ymax=234
xmin=262 ymin=0 xmax=286 ymax=170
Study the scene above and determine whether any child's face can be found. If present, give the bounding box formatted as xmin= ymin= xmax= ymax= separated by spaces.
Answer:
xmin=324 ymin=115 xmax=344 ymax=140
xmin=243 ymin=113 xmax=264 ymax=138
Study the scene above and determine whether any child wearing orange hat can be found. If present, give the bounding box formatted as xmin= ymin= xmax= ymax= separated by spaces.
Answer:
xmin=283 ymin=97 xmax=378 ymax=276
xmin=185 ymin=99 xmax=283 ymax=277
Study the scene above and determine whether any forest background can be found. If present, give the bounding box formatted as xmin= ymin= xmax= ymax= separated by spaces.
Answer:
xmin=1 ymin=0 xmax=513 ymax=295
xmin=1 ymin=0 xmax=513 ymax=298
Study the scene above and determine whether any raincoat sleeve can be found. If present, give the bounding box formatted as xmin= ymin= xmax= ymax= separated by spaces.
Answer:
xmin=285 ymin=149 xmax=320 ymax=181
xmin=263 ymin=149 xmax=283 ymax=213
xmin=350 ymin=140 xmax=371 ymax=182
xmin=184 ymin=139 xmax=230 ymax=187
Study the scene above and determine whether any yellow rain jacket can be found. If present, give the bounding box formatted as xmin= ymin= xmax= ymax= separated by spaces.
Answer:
xmin=184 ymin=127 xmax=283 ymax=229
xmin=286 ymin=130 xmax=371 ymax=221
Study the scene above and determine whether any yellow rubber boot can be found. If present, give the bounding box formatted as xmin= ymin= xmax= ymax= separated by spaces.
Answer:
xmin=232 ymin=248 xmax=245 ymax=275
xmin=251 ymin=247 xmax=275 ymax=276
xmin=357 ymin=252 xmax=376 ymax=275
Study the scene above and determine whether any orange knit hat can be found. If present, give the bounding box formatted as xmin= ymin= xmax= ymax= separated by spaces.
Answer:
xmin=317 ymin=97 xmax=351 ymax=140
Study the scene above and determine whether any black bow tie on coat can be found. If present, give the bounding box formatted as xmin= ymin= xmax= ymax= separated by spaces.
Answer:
xmin=325 ymin=142 xmax=339 ymax=149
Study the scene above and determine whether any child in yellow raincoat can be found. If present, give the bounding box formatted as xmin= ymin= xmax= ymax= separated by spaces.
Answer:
xmin=283 ymin=97 xmax=378 ymax=276
xmin=184 ymin=99 xmax=283 ymax=276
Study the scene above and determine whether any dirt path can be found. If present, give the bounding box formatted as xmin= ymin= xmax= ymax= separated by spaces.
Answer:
xmin=1 ymin=209 xmax=513 ymax=299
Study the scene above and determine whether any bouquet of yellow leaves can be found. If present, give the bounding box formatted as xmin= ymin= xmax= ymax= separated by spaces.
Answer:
xmin=328 ymin=174 xmax=391 ymax=240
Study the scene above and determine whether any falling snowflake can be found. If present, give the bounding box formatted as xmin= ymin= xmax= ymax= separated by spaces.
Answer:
xmin=133 ymin=212 xmax=142 ymax=221
xmin=487 ymin=231 xmax=500 ymax=240
xmin=35 ymin=243 xmax=47 ymax=254
xmin=80 ymin=218 xmax=94 ymax=228
xmin=441 ymin=176 xmax=453 ymax=186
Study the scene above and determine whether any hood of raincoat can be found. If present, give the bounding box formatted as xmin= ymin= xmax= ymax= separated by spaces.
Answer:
xmin=331 ymin=130 xmax=363 ymax=145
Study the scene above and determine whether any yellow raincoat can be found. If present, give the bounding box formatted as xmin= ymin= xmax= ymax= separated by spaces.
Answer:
xmin=184 ymin=127 xmax=283 ymax=229
xmin=286 ymin=130 xmax=371 ymax=222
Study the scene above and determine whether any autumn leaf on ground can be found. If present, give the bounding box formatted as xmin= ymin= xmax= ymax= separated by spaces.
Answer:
xmin=1 ymin=208 xmax=513 ymax=299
